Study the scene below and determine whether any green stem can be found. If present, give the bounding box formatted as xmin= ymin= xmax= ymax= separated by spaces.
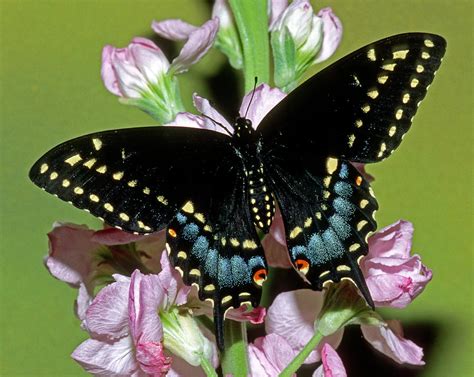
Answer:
xmin=200 ymin=356 xmax=218 ymax=377
xmin=280 ymin=329 xmax=325 ymax=377
xmin=221 ymin=321 xmax=248 ymax=377
xmin=229 ymin=0 xmax=270 ymax=92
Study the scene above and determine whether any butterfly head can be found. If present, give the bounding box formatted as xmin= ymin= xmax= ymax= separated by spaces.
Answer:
xmin=233 ymin=117 xmax=255 ymax=143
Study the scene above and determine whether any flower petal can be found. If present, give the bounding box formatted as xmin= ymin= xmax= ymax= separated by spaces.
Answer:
xmin=158 ymin=252 xmax=191 ymax=307
xmin=152 ymin=19 xmax=198 ymax=41
xmin=129 ymin=270 xmax=164 ymax=345
xmin=85 ymin=280 xmax=130 ymax=338
xmin=367 ymin=220 xmax=414 ymax=259
xmin=239 ymin=84 xmax=286 ymax=128
xmin=261 ymin=235 xmax=292 ymax=268
xmin=192 ymin=94 xmax=232 ymax=134
xmin=212 ymin=0 xmax=234 ymax=29
xmin=248 ymin=334 xmax=297 ymax=376
xmin=72 ymin=336 xmax=140 ymax=376
xmin=135 ymin=341 xmax=171 ymax=376
xmin=170 ymin=18 xmax=219 ymax=74
xmin=45 ymin=223 xmax=97 ymax=287
xmin=313 ymin=344 xmax=347 ymax=377
xmin=92 ymin=228 xmax=147 ymax=245
xmin=227 ymin=305 xmax=267 ymax=324
xmin=314 ymin=8 xmax=342 ymax=63
xmin=164 ymin=112 xmax=209 ymax=130
xmin=361 ymin=320 xmax=425 ymax=365
xmin=101 ymin=45 xmax=124 ymax=96
xmin=269 ymin=0 xmax=289 ymax=29
xmin=75 ymin=283 xmax=94 ymax=323
xmin=129 ymin=37 xmax=170 ymax=84
xmin=266 ymin=290 xmax=343 ymax=363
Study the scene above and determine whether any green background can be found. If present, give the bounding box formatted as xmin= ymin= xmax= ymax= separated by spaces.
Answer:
xmin=0 ymin=0 xmax=472 ymax=376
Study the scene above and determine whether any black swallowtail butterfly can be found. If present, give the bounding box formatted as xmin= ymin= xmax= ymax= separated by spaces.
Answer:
xmin=29 ymin=33 xmax=446 ymax=349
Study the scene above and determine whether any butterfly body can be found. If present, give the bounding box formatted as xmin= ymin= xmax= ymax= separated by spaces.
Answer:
xmin=29 ymin=33 xmax=446 ymax=349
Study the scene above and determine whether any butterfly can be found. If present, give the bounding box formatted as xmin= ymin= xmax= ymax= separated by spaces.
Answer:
xmin=29 ymin=33 xmax=446 ymax=349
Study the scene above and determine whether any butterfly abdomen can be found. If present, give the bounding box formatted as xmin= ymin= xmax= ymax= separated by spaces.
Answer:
xmin=243 ymin=161 xmax=275 ymax=233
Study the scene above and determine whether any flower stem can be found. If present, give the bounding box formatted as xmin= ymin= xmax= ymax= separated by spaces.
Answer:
xmin=200 ymin=356 xmax=218 ymax=377
xmin=228 ymin=0 xmax=270 ymax=92
xmin=280 ymin=329 xmax=325 ymax=376
xmin=221 ymin=320 xmax=248 ymax=377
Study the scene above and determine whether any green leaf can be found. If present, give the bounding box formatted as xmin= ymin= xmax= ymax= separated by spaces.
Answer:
xmin=221 ymin=320 xmax=248 ymax=377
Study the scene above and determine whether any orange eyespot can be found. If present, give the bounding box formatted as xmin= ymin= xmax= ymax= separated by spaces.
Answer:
xmin=253 ymin=268 xmax=267 ymax=286
xmin=355 ymin=176 xmax=363 ymax=186
xmin=168 ymin=228 xmax=177 ymax=238
xmin=295 ymin=259 xmax=310 ymax=274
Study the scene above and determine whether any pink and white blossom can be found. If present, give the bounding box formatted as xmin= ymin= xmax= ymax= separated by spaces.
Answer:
xmin=248 ymin=334 xmax=298 ymax=376
xmin=313 ymin=344 xmax=347 ymax=377
xmin=361 ymin=320 xmax=425 ymax=365
xmin=152 ymin=18 xmax=219 ymax=74
xmin=266 ymin=290 xmax=344 ymax=363
xmin=314 ymin=8 xmax=343 ymax=63
xmin=361 ymin=220 xmax=433 ymax=308
xmin=72 ymin=253 xmax=217 ymax=376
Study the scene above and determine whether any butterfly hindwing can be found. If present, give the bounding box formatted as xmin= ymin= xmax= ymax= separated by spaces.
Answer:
xmin=165 ymin=169 xmax=267 ymax=349
xmin=266 ymin=154 xmax=378 ymax=303
xmin=258 ymin=33 xmax=446 ymax=163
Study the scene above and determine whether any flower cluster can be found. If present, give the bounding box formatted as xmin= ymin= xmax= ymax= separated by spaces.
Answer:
xmin=40 ymin=1 xmax=434 ymax=376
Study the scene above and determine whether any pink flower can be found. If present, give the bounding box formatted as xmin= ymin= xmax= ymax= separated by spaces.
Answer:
xmin=313 ymin=344 xmax=347 ymax=377
xmin=72 ymin=253 xmax=217 ymax=376
xmin=248 ymin=334 xmax=298 ymax=376
xmin=361 ymin=320 xmax=425 ymax=365
xmin=361 ymin=220 xmax=433 ymax=308
xmin=266 ymin=288 xmax=427 ymax=367
xmin=165 ymin=83 xmax=286 ymax=134
xmin=314 ymin=8 xmax=343 ymax=63
xmin=151 ymin=18 xmax=219 ymax=74
xmin=45 ymin=222 xmax=165 ymax=321
xmin=266 ymin=290 xmax=344 ymax=364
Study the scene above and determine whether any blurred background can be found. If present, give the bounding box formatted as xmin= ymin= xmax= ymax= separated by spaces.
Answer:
xmin=0 ymin=0 xmax=472 ymax=376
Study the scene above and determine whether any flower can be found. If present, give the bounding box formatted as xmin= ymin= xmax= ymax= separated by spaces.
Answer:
xmin=248 ymin=334 xmax=298 ymax=376
xmin=72 ymin=253 xmax=218 ymax=376
xmin=266 ymin=290 xmax=344 ymax=364
xmin=270 ymin=0 xmax=342 ymax=91
xmin=45 ymin=222 xmax=165 ymax=321
xmin=361 ymin=220 xmax=433 ymax=308
xmin=212 ymin=0 xmax=243 ymax=69
xmin=165 ymin=83 xmax=286 ymax=135
xmin=102 ymin=18 xmax=218 ymax=123
xmin=313 ymin=344 xmax=347 ymax=377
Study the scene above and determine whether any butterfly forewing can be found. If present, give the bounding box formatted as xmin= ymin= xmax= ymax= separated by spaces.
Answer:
xmin=258 ymin=33 xmax=446 ymax=163
xmin=29 ymin=127 xmax=234 ymax=233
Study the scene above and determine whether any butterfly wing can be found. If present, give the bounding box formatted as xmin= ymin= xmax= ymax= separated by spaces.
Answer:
xmin=258 ymin=33 xmax=446 ymax=163
xmin=29 ymin=126 xmax=236 ymax=233
xmin=259 ymin=33 xmax=446 ymax=303
xmin=29 ymin=126 xmax=266 ymax=349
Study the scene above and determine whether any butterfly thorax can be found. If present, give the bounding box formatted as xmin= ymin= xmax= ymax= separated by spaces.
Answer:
xmin=232 ymin=117 xmax=275 ymax=233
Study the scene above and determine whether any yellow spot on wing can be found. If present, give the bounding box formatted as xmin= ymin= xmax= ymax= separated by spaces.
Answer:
xmin=389 ymin=125 xmax=397 ymax=137
xmin=362 ymin=104 xmax=371 ymax=113
xmin=177 ymin=251 xmax=187 ymax=259
xmin=392 ymin=49 xmax=409 ymax=59
xmin=402 ymin=93 xmax=410 ymax=104
xmin=289 ymin=227 xmax=303 ymax=239
xmin=416 ymin=64 xmax=424 ymax=73
xmin=357 ymin=220 xmax=368 ymax=231
xmin=194 ymin=213 xmax=205 ymax=223
xmin=424 ymin=39 xmax=434 ymax=48
xmin=304 ymin=217 xmax=312 ymax=227
xmin=74 ymin=187 xmax=84 ymax=195
xmin=119 ymin=213 xmax=129 ymax=221
xmin=395 ymin=109 xmax=403 ymax=120
xmin=182 ymin=201 xmax=194 ymax=213
xmin=143 ymin=187 xmax=150 ymax=195
xmin=40 ymin=163 xmax=49 ymax=174
xmin=83 ymin=158 xmax=96 ymax=168
xmin=190 ymin=269 xmax=201 ymax=277
xmin=157 ymin=196 xmax=168 ymax=205
xmin=65 ymin=154 xmax=82 ymax=166
xmin=230 ymin=238 xmax=240 ymax=247
xmin=62 ymin=179 xmax=70 ymax=187
xmin=104 ymin=203 xmax=114 ymax=212
xmin=326 ymin=157 xmax=338 ymax=174
xmin=96 ymin=165 xmax=107 ymax=174
xmin=337 ymin=265 xmax=351 ymax=272
xmin=113 ymin=172 xmax=124 ymax=180
xmin=348 ymin=134 xmax=356 ymax=148
xmin=243 ymin=239 xmax=257 ymax=249
xmin=355 ymin=119 xmax=363 ymax=128
xmin=92 ymin=138 xmax=102 ymax=151
xmin=421 ymin=51 xmax=430 ymax=59
xmin=410 ymin=78 xmax=419 ymax=88
xmin=49 ymin=172 xmax=58 ymax=180
xmin=89 ymin=194 xmax=99 ymax=202
xmin=360 ymin=199 xmax=369 ymax=208
xmin=367 ymin=48 xmax=376 ymax=61
xmin=349 ymin=243 xmax=360 ymax=252
xmin=128 ymin=180 xmax=137 ymax=187
xmin=204 ymin=284 xmax=215 ymax=292
xmin=378 ymin=75 xmax=388 ymax=84
xmin=382 ymin=63 xmax=396 ymax=71
xmin=367 ymin=89 xmax=379 ymax=99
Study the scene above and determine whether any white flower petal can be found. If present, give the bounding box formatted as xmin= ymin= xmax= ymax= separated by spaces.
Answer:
xmin=152 ymin=19 xmax=198 ymax=41
xmin=193 ymin=94 xmax=232 ymax=134
xmin=239 ymin=84 xmax=286 ymax=127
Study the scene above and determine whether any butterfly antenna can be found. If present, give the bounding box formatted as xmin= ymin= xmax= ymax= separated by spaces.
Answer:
xmin=200 ymin=113 xmax=233 ymax=137
xmin=244 ymin=77 xmax=258 ymax=119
